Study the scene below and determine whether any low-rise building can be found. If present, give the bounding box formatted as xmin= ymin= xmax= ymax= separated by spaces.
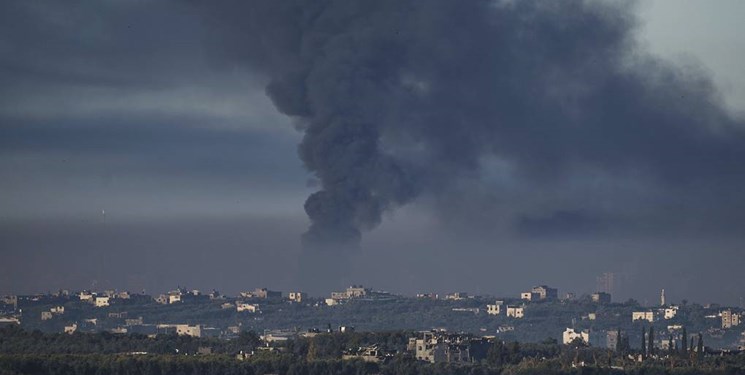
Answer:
xmin=563 ymin=328 xmax=590 ymax=345
xmin=64 ymin=323 xmax=77 ymax=334
xmin=532 ymin=285 xmax=558 ymax=300
xmin=50 ymin=306 xmax=65 ymax=315
xmin=452 ymin=307 xmax=480 ymax=314
xmin=506 ymin=306 xmax=524 ymax=318
xmin=1 ymin=296 xmax=18 ymax=310
xmin=329 ymin=285 xmax=372 ymax=302
xmin=95 ymin=297 xmax=110 ymax=307
xmin=410 ymin=332 xmax=486 ymax=364
xmin=342 ymin=345 xmax=387 ymax=363
xmin=632 ymin=311 xmax=655 ymax=322
xmin=663 ymin=306 xmax=679 ymax=320
xmin=125 ymin=317 xmax=144 ymax=326
xmin=521 ymin=292 xmax=540 ymax=301
xmin=0 ymin=317 xmax=20 ymax=327
xmin=41 ymin=311 xmax=53 ymax=320
xmin=722 ymin=310 xmax=741 ymax=329
xmin=445 ymin=292 xmax=468 ymax=300
xmin=288 ymin=292 xmax=307 ymax=303
xmin=240 ymin=288 xmax=282 ymax=299
xmin=486 ymin=301 xmax=503 ymax=315
xmin=157 ymin=324 xmax=204 ymax=338
xmin=236 ymin=302 xmax=259 ymax=313
xmin=79 ymin=291 xmax=95 ymax=302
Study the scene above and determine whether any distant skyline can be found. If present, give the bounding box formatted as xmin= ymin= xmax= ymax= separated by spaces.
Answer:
xmin=1 ymin=1 xmax=744 ymax=305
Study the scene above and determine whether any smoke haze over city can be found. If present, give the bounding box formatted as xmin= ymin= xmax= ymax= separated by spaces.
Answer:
xmin=1 ymin=0 xmax=744 ymax=305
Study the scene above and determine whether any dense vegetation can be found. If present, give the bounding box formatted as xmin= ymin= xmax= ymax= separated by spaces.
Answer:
xmin=2 ymin=327 xmax=745 ymax=375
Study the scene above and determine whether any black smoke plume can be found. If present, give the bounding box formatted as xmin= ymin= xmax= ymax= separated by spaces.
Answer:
xmin=197 ymin=0 xmax=745 ymax=249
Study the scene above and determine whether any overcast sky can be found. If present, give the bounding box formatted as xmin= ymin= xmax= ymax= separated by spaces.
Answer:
xmin=1 ymin=1 xmax=744 ymax=305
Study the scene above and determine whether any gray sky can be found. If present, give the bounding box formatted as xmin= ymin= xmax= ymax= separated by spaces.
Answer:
xmin=1 ymin=1 xmax=743 ymax=305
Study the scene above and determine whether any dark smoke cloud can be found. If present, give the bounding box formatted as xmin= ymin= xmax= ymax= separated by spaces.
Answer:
xmin=200 ymin=1 xmax=744 ymax=248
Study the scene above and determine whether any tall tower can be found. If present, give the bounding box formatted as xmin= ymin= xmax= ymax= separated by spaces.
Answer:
xmin=660 ymin=289 xmax=666 ymax=306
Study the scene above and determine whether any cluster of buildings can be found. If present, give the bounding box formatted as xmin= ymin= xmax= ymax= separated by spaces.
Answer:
xmin=325 ymin=285 xmax=393 ymax=306
xmin=408 ymin=331 xmax=490 ymax=364
xmin=79 ymin=289 xmax=133 ymax=307
xmin=520 ymin=285 xmax=558 ymax=301
xmin=2 ymin=283 xmax=745 ymax=351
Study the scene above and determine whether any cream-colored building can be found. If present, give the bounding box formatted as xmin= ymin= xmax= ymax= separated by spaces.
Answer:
xmin=95 ymin=297 xmax=110 ymax=307
xmin=288 ymin=292 xmax=307 ymax=303
xmin=506 ymin=306 xmax=524 ymax=318
xmin=445 ymin=292 xmax=468 ymax=301
xmin=79 ymin=291 xmax=94 ymax=302
xmin=329 ymin=285 xmax=371 ymax=302
xmin=486 ymin=303 xmax=502 ymax=316
xmin=64 ymin=323 xmax=78 ymax=334
xmin=632 ymin=311 xmax=655 ymax=322
xmin=236 ymin=302 xmax=259 ymax=313
xmin=722 ymin=310 xmax=741 ymax=329
xmin=521 ymin=292 xmax=540 ymax=301
xmin=157 ymin=324 xmax=203 ymax=338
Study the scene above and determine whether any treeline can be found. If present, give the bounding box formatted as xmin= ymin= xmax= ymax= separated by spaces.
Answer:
xmin=4 ymin=353 xmax=745 ymax=375
xmin=0 ymin=326 xmax=411 ymax=357
xmin=3 ymin=327 xmax=745 ymax=375
xmin=0 ymin=326 xmax=259 ymax=355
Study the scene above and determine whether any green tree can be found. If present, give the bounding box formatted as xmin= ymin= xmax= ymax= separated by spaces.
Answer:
xmin=648 ymin=326 xmax=655 ymax=356
xmin=681 ymin=327 xmax=688 ymax=356
xmin=640 ymin=326 xmax=646 ymax=360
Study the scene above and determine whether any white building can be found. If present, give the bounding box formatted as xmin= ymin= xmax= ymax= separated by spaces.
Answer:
xmin=168 ymin=294 xmax=182 ymax=304
xmin=663 ymin=306 xmax=679 ymax=320
xmin=506 ymin=306 xmax=524 ymax=318
xmin=95 ymin=297 xmax=110 ymax=307
xmin=632 ymin=311 xmax=655 ymax=322
xmin=79 ymin=291 xmax=94 ymax=302
xmin=50 ymin=306 xmax=65 ymax=314
xmin=486 ymin=301 xmax=503 ymax=316
xmin=64 ymin=323 xmax=78 ymax=334
xmin=521 ymin=292 xmax=540 ymax=301
xmin=325 ymin=298 xmax=339 ymax=306
xmin=563 ymin=328 xmax=590 ymax=345
xmin=236 ymin=302 xmax=259 ymax=313
xmin=445 ymin=292 xmax=468 ymax=300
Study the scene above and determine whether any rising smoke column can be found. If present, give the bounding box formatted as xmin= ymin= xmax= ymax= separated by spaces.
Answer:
xmin=197 ymin=0 xmax=745 ymax=249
